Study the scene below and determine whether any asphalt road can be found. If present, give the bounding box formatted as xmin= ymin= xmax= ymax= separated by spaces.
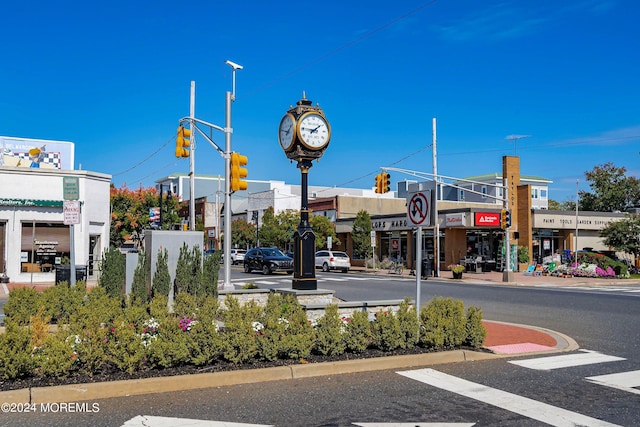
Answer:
xmin=2 ymin=270 xmax=639 ymax=426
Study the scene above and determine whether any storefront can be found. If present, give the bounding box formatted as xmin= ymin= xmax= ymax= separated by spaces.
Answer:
xmin=0 ymin=167 xmax=111 ymax=283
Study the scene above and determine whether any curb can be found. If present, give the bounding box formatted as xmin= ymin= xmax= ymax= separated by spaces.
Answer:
xmin=2 ymin=349 xmax=499 ymax=405
xmin=0 ymin=318 xmax=576 ymax=405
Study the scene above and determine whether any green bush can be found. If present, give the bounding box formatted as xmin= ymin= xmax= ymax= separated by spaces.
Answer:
xmin=4 ymin=287 xmax=43 ymax=325
xmin=41 ymin=281 xmax=85 ymax=324
xmin=187 ymin=296 xmax=222 ymax=366
xmin=419 ymin=297 xmax=466 ymax=349
xmin=131 ymin=250 xmax=149 ymax=303
xmin=464 ymin=306 xmax=487 ymax=348
xmin=99 ymin=247 xmax=125 ymax=298
xmin=105 ymin=317 xmax=149 ymax=374
xmin=203 ymin=251 xmax=221 ymax=298
xmin=371 ymin=310 xmax=404 ymax=351
xmin=152 ymin=248 xmax=171 ymax=298
xmin=314 ymin=305 xmax=346 ymax=356
xmin=221 ymin=296 xmax=260 ymax=364
xmin=343 ymin=310 xmax=372 ymax=353
xmin=0 ymin=321 xmax=34 ymax=380
xmin=146 ymin=314 xmax=191 ymax=369
xmin=396 ymin=298 xmax=419 ymax=349
xmin=33 ymin=332 xmax=77 ymax=378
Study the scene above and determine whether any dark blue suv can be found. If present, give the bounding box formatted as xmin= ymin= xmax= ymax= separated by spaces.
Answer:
xmin=243 ymin=247 xmax=294 ymax=275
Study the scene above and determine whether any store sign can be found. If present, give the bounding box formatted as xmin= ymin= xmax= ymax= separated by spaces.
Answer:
xmin=35 ymin=240 xmax=59 ymax=255
xmin=0 ymin=199 xmax=63 ymax=207
xmin=474 ymin=212 xmax=500 ymax=227
xmin=445 ymin=213 xmax=465 ymax=227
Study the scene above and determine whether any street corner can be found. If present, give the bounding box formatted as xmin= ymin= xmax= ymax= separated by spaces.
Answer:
xmin=482 ymin=320 xmax=579 ymax=356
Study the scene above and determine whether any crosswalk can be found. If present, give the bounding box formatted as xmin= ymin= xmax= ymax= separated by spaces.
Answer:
xmin=531 ymin=284 xmax=640 ymax=295
xmin=399 ymin=348 xmax=636 ymax=426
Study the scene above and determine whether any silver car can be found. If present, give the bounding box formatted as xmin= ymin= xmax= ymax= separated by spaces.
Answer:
xmin=315 ymin=250 xmax=350 ymax=273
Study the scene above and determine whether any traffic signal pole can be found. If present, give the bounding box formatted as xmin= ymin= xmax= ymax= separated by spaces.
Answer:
xmin=222 ymin=89 xmax=233 ymax=290
xmin=189 ymin=81 xmax=196 ymax=231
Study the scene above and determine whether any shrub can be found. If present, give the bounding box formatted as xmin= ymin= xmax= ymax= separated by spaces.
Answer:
xmin=371 ymin=310 xmax=403 ymax=351
xmin=257 ymin=294 xmax=315 ymax=361
xmin=33 ymin=332 xmax=77 ymax=378
xmin=187 ymin=296 xmax=222 ymax=366
xmin=464 ymin=306 xmax=486 ymax=348
xmin=152 ymin=247 xmax=171 ymax=298
xmin=131 ymin=250 xmax=149 ymax=303
xmin=0 ymin=321 xmax=34 ymax=379
xmin=203 ymin=250 xmax=221 ymax=298
xmin=343 ymin=310 xmax=372 ymax=353
xmin=4 ymin=287 xmax=43 ymax=325
xmin=313 ymin=305 xmax=347 ymax=356
xmin=221 ymin=296 xmax=260 ymax=364
xmin=41 ymin=281 xmax=85 ymax=324
xmin=396 ymin=298 xmax=419 ymax=349
xmin=105 ymin=317 xmax=149 ymax=374
xmin=146 ymin=314 xmax=190 ymax=369
xmin=419 ymin=297 xmax=466 ymax=349
xmin=99 ymin=247 xmax=125 ymax=298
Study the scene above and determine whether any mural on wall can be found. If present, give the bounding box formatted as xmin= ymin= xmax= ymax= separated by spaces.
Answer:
xmin=0 ymin=136 xmax=74 ymax=170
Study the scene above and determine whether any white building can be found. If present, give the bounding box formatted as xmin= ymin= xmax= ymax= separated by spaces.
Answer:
xmin=0 ymin=137 xmax=111 ymax=284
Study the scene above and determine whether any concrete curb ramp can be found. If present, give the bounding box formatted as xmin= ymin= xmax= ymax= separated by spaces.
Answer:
xmin=1 ymin=350 xmax=498 ymax=404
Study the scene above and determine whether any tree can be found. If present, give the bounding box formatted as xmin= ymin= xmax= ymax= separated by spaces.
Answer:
xmin=258 ymin=207 xmax=281 ymax=248
xmin=310 ymin=215 xmax=340 ymax=250
xmin=110 ymin=184 xmax=182 ymax=247
xmin=580 ymin=163 xmax=640 ymax=212
xmin=130 ymin=250 xmax=149 ymax=303
xmin=98 ymin=247 xmax=125 ymax=298
xmin=600 ymin=214 xmax=640 ymax=259
xmin=231 ymin=218 xmax=256 ymax=249
xmin=351 ymin=210 xmax=372 ymax=260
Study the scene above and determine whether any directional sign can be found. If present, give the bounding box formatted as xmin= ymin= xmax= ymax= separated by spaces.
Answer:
xmin=407 ymin=191 xmax=431 ymax=226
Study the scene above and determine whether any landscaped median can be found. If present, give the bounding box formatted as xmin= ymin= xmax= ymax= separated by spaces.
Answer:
xmin=0 ymin=280 xmax=488 ymax=402
xmin=1 ymin=349 xmax=499 ymax=404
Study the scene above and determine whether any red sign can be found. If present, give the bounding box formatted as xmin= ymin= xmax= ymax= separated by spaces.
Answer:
xmin=474 ymin=212 xmax=500 ymax=227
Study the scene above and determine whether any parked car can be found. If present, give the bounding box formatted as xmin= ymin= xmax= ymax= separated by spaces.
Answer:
xmin=315 ymin=250 xmax=350 ymax=273
xmin=230 ymin=249 xmax=246 ymax=265
xmin=244 ymin=247 xmax=294 ymax=275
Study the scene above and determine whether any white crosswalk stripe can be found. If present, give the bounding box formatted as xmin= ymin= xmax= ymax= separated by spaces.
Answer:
xmin=509 ymin=349 xmax=626 ymax=370
xmin=398 ymin=368 xmax=620 ymax=426
xmin=585 ymin=370 xmax=640 ymax=395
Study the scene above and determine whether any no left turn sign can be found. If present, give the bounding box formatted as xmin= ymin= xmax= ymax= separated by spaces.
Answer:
xmin=407 ymin=191 xmax=431 ymax=226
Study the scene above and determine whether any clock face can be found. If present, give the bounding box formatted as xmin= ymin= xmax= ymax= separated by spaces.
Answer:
xmin=278 ymin=114 xmax=295 ymax=150
xmin=297 ymin=112 xmax=331 ymax=150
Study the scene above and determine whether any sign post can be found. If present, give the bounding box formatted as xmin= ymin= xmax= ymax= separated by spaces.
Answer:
xmin=406 ymin=190 xmax=432 ymax=318
xmin=63 ymin=177 xmax=79 ymax=286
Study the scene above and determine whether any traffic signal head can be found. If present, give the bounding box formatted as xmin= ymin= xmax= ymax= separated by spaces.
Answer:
xmin=230 ymin=152 xmax=248 ymax=191
xmin=375 ymin=173 xmax=383 ymax=193
xmin=381 ymin=172 xmax=391 ymax=193
xmin=175 ymin=125 xmax=191 ymax=158
xmin=501 ymin=209 xmax=512 ymax=229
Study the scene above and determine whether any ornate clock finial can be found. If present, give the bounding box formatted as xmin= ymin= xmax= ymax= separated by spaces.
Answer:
xmin=298 ymin=91 xmax=312 ymax=106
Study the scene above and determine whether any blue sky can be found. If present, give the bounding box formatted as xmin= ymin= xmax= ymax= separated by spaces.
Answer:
xmin=2 ymin=0 xmax=638 ymax=204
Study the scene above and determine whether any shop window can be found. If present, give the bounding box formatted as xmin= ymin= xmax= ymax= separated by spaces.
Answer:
xmin=21 ymin=223 xmax=70 ymax=273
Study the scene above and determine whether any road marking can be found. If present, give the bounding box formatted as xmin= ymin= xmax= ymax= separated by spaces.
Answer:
xmin=509 ymin=349 xmax=626 ymax=370
xmin=322 ymin=277 xmax=349 ymax=281
xmin=353 ymin=423 xmax=475 ymax=426
xmin=122 ymin=415 xmax=272 ymax=426
xmin=586 ymin=370 xmax=640 ymax=395
xmin=398 ymin=368 xmax=620 ymax=427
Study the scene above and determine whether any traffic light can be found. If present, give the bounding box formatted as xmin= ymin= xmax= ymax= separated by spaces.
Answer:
xmin=175 ymin=125 xmax=191 ymax=158
xmin=501 ymin=209 xmax=511 ymax=229
xmin=374 ymin=173 xmax=383 ymax=193
xmin=381 ymin=172 xmax=391 ymax=193
xmin=374 ymin=172 xmax=391 ymax=194
xmin=230 ymin=152 xmax=248 ymax=191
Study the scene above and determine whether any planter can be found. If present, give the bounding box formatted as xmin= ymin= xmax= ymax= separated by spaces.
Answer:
xmin=452 ymin=271 xmax=463 ymax=279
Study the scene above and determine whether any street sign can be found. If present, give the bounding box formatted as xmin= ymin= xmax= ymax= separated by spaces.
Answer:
xmin=63 ymin=176 xmax=79 ymax=201
xmin=407 ymin=191 xmax=431 ymax=226
xmin=63 ymin=200 xmax=80 ymax=225
xmin=370 ymin=230 xmax=376 ymax=247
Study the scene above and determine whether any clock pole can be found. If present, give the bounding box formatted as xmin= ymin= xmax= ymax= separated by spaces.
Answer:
xmin=292 ymin=159 xmax=317 ymax=289
xmin=278 ymin=93 xmax=331 ymax=291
